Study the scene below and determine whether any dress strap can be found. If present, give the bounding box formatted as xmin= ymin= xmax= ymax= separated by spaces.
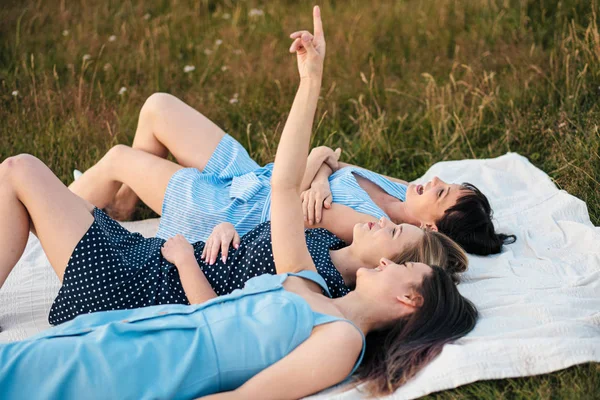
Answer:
xmin=313 ymin=312 xmax=366 ymax=377
xmin=286 ymin=270 xmax=332 ymax=298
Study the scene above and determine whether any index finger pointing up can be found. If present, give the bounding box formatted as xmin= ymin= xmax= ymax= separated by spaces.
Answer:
xmin=313 ymin=5 xmax=324 ymax=39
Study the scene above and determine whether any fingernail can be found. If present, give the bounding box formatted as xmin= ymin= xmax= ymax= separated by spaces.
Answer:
xmin=234 ymin=244 xmax=239 ymax=249
xmin=222 ymin=256 xmax=226 ymax=263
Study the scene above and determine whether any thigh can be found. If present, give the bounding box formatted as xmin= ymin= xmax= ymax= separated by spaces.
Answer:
xmin=107 ymin=146 xmax=183 ymax=215
xmin=8 ymin=155 xmax=95 ymax=280
xmin=143 ymin=93 xmax=226 ymax=171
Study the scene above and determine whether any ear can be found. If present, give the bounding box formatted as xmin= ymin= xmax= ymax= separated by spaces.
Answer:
xmin=422 ymin=222 xmax=438 ymax=232
xmin=396 ymin=292 xmax=424 ymax=308
xmin=379 ymin=257 xmax=393 ymax=268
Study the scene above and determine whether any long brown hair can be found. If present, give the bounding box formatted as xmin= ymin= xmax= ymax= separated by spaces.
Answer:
xmin=353 ymin=265 xmax=478 ymax=396
xmin=393 ymin=230 xmax=468 ymax=283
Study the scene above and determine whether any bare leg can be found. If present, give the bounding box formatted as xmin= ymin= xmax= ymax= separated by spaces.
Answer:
xmin=69 ymin=145 xmax=182 ymax=216
xmin=0 ymin=154 xmax=95 ymax=287
xmin=76 ymin=93 xmax=227 ymax=219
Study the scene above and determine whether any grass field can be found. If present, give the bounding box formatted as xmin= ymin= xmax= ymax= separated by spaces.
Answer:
xmin=1 ymin=0 xmax=599 ymax=398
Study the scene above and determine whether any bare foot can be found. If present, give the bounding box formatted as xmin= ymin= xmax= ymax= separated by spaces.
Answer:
xmin=105 ymin=185 xmax=139 ymax=221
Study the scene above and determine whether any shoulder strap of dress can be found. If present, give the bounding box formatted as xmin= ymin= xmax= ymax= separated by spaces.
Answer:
xmin=313 ymin=312 xmax=366 ymax=377
xmin=287 ymin=270 xmax=332 ymax=298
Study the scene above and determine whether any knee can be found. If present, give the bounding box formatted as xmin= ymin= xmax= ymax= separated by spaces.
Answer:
xmin=103 ymin=144 xmax=131 ymax=165
xmin=141 ymin=92 xmax=175 ymax=117
xmin=0 ymin=154 xmax=45 ymax=184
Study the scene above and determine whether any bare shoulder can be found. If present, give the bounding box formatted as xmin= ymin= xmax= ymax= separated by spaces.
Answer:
xmin=314 ymin=320 xmax=364 ymax=359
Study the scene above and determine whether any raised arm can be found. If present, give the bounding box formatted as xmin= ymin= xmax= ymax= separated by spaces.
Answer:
xmin=270 ymin=6 xmax=326 ymax=275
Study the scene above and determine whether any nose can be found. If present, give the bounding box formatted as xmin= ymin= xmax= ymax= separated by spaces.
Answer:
xmin=379 ymin=217 xmax=391 ymax=228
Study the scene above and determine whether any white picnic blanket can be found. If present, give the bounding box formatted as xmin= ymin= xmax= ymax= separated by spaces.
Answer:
xmin=1 ymin=153 xmax=599 ymax=399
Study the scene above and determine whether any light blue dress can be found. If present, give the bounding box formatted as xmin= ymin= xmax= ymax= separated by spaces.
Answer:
xmin=157 ymin=134 xmax=407 ymax=242
xmin=0 ymin=271 xmax=365 ymax=399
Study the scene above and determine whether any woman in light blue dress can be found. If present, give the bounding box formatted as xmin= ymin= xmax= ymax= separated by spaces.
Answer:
xmin=0 ymin=10 xmax=477 ymax=397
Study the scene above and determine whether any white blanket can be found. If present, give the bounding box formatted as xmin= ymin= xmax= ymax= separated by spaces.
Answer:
xmin=1 ymin=153 xmax=599 ymax=399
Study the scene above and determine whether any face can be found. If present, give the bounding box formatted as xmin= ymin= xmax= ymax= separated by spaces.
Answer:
xmin=351 ymin=217 xmax=424 ymax=266
xmin=356 ymin=260 xmax=432 ymax=314
xmin=404 ymin=176 xmax=466 ymax=228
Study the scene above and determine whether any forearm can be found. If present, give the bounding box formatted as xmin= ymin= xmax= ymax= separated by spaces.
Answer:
xmin=176 ymin=256 xmax=217 ymax=304
xmin=271 ymin=78 xmax=322 ymax=192
xmin=300 ymin=151 xmax=333 ymax=192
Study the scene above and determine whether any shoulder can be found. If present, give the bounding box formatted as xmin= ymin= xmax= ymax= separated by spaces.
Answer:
xmin=314 ymin=321 xmax=364 ymax=361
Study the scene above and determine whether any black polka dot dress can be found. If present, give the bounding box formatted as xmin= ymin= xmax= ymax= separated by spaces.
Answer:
xmin=49 ymin=209 xmax=349 ymax=325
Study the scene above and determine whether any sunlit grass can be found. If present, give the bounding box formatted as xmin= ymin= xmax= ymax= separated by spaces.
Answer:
xmin=1 ymin=0 xmax=598 ymax=398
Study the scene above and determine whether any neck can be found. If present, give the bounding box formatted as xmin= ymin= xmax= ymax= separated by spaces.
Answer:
xmin=383 ymin=201 xmax=421 ymax=226
xmin=329 ymin=247 xmax=371 ymax=287
xmin=332 ymin=291 xmax=390 ymax=335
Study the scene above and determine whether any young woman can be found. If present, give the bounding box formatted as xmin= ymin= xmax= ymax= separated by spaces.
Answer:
xmin=0 ymin=9 xmax=478 ymax=398
xmin=0 ymin=12 xmax=467 ymax=328
xmin=69 ymin=33 xmax=514 ymax=258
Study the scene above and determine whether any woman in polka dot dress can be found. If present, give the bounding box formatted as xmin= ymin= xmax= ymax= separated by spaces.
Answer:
xmin=0 ymin=153 xmax=466 ymax=325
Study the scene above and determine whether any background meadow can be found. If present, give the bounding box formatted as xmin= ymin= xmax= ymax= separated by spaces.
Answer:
xmin=1 ymin=0 xmax=599 ymax=398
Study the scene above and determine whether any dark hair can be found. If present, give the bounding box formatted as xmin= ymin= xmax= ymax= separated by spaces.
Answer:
xmin=436 ymin=183 xmax=516 ymax=256
xmin=353 ymin=265 xmax=478 ymax=396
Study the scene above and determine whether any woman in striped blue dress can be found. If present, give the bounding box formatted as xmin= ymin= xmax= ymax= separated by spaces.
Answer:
xmin=70 ymin=81 xmax=513 ymax=256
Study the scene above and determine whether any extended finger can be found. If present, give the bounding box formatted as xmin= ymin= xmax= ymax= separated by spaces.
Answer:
xmin=233 ymin=231 xmax=241 ymax=249
xmin=313 ymin=5 xmax=324 ymax=39
xmin=209 ymin=237 xmax=221 ymax=265
xmin=221 ymin=235 xmax=230 ymax=263
xmin=201 ymin=237 xmax=211 ymax=260
xmin=302 ymin=192 xmax=309 ymax=221
xmin=307 ymin=191 xmax=316 ymax=225
xmin=315 ymin=195 xmax=324 ymax=223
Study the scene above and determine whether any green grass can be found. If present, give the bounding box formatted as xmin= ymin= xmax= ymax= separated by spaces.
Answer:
xmin=1 ymin=0 xmax=599 ymax=398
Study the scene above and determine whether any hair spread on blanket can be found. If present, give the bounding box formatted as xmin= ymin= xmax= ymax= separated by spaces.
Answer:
xmin=437 ymin=183 xmax=517 ymax=255
xmin=391 ymin=230 xmax=468 ymax=284
xmin=352 ymin=265 xmax=478 ymax=396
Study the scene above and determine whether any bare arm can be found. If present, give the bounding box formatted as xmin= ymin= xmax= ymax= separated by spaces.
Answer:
xmin=161 ymin=235 xmax=217 ymax=304
xmin=312 ymin=203 xmax=378 ymax=243
xmin=271 ymin=77 xmax=322 ymax=275
xmin=199 ymin=323 xmax=362 ymax=400
xmin=300 ymin=146 xmax=336 ymax=191
xmin=270 ymin=7 xmax=326 ymax=275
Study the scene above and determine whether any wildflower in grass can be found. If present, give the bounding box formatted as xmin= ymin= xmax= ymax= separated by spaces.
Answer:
xmin=103 ymin=63 xmax=112 ymax=71
xmin=221 ymin=65 xmax=229 ymax=72
xmin=109 ymin=35 xmax=117 ymax=42
xmin=222 ymin=13 xmax=231 ymax=20
xmin=12 ymin=90 xmax=19 ymax=97
xmin=204 ymin=49 xmax=213 ymax=56
xmin=143 ymin=13 xmax=151 ymax=20
xmin=83 ymin=54 xmax=92 ymax=61
xmin=62 ymin=30 xmax=69 ymax=36
xmin=249 ymin=9 xmax=264 ymax=17
xmin=233 ymin=49 xmax=242 ymax=55
xmin=118 ymin=87 xmax=127 ymax=95
xmin=229 ymin=93 xmax=239 ymax=104
xmin=184 ymin=65 xmax=196 ymax=73
xmin=215 ymin=39 xmax=223 ymax=47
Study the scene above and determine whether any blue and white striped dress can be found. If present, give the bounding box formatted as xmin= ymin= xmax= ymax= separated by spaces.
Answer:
xmin=157 ymin=134 xmax=407 ymax=242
